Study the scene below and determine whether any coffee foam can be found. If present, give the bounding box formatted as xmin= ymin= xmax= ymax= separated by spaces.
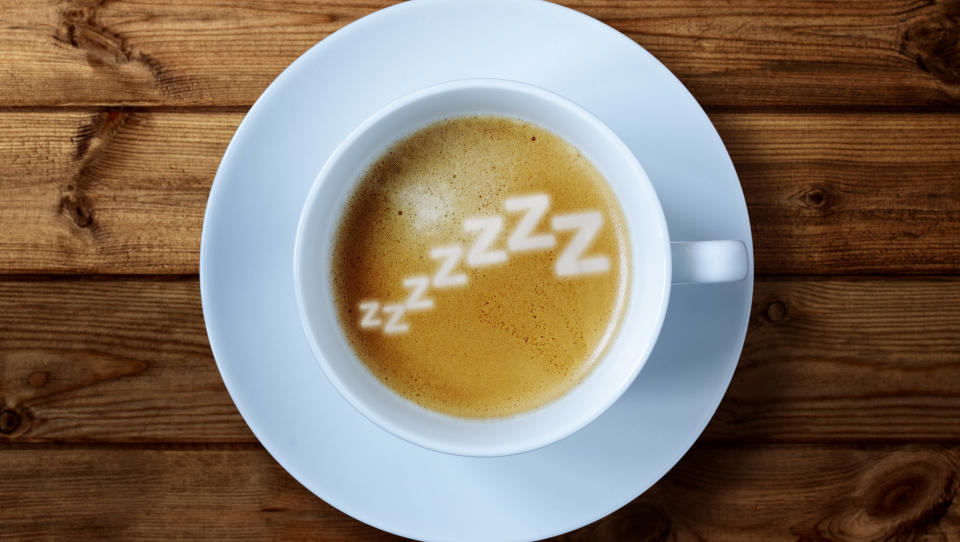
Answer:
xmin=331 ymin=115 xmax=630 ymax=418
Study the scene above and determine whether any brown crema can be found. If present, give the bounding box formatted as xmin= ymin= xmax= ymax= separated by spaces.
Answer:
xmin=331 ymin=115 xmax=629 ymax=418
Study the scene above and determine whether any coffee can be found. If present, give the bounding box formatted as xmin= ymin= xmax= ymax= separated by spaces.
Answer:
xmin=331 ymin=115 xmax=630 ymax=418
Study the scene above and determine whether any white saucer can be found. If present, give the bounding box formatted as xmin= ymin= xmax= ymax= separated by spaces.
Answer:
xmin=200 ymin=1 xmax=754 ymax=541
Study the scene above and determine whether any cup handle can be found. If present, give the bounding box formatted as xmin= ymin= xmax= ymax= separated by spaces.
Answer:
xmin=671 ymin=241 xmax=749 ymax=284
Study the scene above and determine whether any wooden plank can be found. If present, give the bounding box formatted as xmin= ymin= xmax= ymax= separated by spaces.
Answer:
xmin=704 ymin=277 xmax=960 ymax=442
xmin=0 ymin=0 xmax=959 ymax=108
xmin=0 ymin=277 xmax=250 ymax=443
xmin=0 ymin=0 xmax=391 ymax=107
xmin=715 ymin=112 xmax=960 ymax=275
xmin=2 ymin=110 xmax=958 ymax=274
xmin=593 ymin=444 xmax=960 ymax=542
xmin=0 ymin=446 xmax=394 ymax=541
xmin=0 ymin=110 xmax=236 ymax=274
xmin=1 ymin=444 xmax=958 ymax=540
xmin=1 ymin=278 xmax=958 ymax=443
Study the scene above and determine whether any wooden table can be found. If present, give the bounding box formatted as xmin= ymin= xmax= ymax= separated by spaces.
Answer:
xmin=2 ymin=1 xmax=959 ymax=539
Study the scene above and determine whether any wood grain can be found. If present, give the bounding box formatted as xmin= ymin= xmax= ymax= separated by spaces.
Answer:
xmin=716 ymin=112 xmax=960 ymax=275
xmin=1 ymin=277 xmax=958 ymax=443
xmin=1 ymin=0 xmax=959 ymax=107
xmin=0 ymin=277 xmax=249 ymax=443
xmin=0 ymin=446 xmax=394 ymax=541
xmin=0 ymin=110 xmax=237 ymax=274
xmin=572 ymin=445 xmax=960 ymax=542
xmin=3 ymin=1 xmax=957 ymax=539
xmin=0 ymin=0 xmax=390 ymax=107
xmin=705 ymin=277 xmax=960 ymax=442
xmin=2 ymin=110 xmax=958 ymax=275
xmin=1 ymin=444 xmax=957 ymax=540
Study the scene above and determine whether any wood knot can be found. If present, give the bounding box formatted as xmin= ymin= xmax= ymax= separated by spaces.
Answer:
xmin=52 ymin=2 xmax=175 ymax=92
xmin=73 ymin=108 xmax=130 ymax=161
xmin=808 ymin=454 xmax=957 ymax=540
xmin=868 ymin=474 xmax=932 ymax=518
xmin=801 ymin=187 xmax=829 ymax=210
xmin=60 ymin=7 xmax=90 ymax=24
xmin=0 ymin=409 xmax=22 ymax=434
xmin=58 ymin=186 xmax=95 ymax=229
xmin=28 ymin=371 xmax=49 ymax=389
xmin=765 ymin=300 xmax=787 ymax=323
xmin=862 ymin=458 xmax=956 ymax=538
xmin=899 ymin=0 xmax=960 ymax=85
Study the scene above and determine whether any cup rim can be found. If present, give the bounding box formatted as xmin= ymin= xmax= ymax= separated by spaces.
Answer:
xmin=294 ymin=78 xmax=671 ymax=456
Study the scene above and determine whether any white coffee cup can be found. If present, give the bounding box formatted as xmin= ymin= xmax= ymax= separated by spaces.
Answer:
xmin=294 ymin=79 xmax=748 ymax=457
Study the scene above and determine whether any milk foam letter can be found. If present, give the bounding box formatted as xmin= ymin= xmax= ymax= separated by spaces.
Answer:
xmin=551 ymin=211 xmax=610 ymax=277
xmin=403 ymin=275 xmax=434 ymax=311
xmin=430 ymin=245 xmax=468 ymax=288
xmin=505 ymin=193 xmax=555 ymax=252
xmin=464 ymin=216 xmax=508 ymax=267
xmin=358 ymin=300 xmax=383 ymax=329
xmin=381 ymin=303 xmax=410 ymax=334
